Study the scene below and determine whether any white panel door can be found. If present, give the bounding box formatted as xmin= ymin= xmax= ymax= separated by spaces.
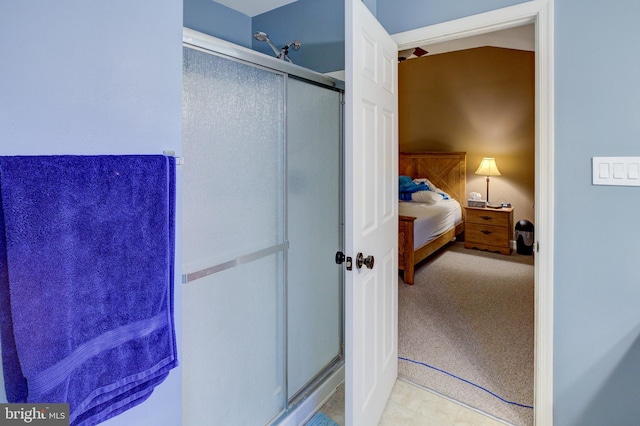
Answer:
xmin=345 ymin=0 xmax=398 ymax=425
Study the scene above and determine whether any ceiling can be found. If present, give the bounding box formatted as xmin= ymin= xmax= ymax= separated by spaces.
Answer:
xmin=400 ymin=25 xmax=534 ymax=60
xmin=214 ymin=0 xmax=298 ymax=17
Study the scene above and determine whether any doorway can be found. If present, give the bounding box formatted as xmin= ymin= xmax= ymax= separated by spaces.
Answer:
xmin=398 ymin=25 xmax=535 ymax=426
xmin=391 ymin=1 xmax=554 ymax=424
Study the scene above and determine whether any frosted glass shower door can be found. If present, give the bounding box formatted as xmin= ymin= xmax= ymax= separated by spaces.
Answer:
xmin=181 ymin=47 xmax=286 ymax=426
xmin=286 ymin=78 xmax=342 ymax=399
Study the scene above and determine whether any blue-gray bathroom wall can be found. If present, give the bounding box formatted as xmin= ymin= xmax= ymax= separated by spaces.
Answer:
xmin=251 ymin=0 xmax=345 ymax=73
xmin=377 ymin=0 xmax=640 ymax=424
xmin=183 ymin=0 xmax=252 ymax=48
xmin=553 ymin=1 xmax=640 ymax=424
xmin=376 ymin=0 xmax=529 ymax=34
xmin=0 ymin=1 xmax=183 ymax=425
xmin=363 ymin=0 xmax=376 ymax=16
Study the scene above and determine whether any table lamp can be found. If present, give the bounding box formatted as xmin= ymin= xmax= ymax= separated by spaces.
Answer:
xmin=475 ymin=157 xmax=501 ymax=205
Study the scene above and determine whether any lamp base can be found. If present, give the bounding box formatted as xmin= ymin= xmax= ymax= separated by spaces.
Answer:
xmin=486 ymin=203 xmax=503 ymax=209
xmin=486 ymin=177 xmax=491 ymax=205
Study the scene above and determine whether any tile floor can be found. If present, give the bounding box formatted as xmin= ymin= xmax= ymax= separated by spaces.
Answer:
xmin=317 ymin=379 xmax=509 ymax=426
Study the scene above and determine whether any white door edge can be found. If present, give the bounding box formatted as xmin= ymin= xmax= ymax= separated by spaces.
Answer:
xmin=345 ymin=0 xmax=399 ymax=424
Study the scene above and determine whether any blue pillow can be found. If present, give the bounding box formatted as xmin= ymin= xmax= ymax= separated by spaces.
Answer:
xmin=399 ymin=175 xmax=429 ymax=200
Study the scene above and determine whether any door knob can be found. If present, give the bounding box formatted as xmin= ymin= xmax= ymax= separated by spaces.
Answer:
xmin=355 ymin=252 xmax=374 ymax=270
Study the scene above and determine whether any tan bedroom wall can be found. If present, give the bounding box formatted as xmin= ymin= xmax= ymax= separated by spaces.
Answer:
xmin=399 ymin=46 xmax=535 ymax=226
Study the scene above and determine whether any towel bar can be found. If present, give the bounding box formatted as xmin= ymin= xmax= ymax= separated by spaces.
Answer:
xmin=163 ymin=150 xmax=183 ymax=165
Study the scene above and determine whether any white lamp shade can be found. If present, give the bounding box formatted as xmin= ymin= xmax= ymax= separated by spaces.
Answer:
xmin=475 ymin=157 xmax=501 ymax=176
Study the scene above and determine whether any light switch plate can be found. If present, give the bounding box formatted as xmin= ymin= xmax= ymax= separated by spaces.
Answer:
xmin=592 ymin=157 xmax=640 ymax=186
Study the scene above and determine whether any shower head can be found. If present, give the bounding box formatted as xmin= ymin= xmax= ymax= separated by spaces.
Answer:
xmin=253 ymin=31 xmax=302 ymax=63
xmin=286 ymin=40 xmax=301 ymax=51
xmin=253 ymin=31 xmax=269 ymax=42
xmin=278 ymin=40 xmax=301 ymax=63
xmin=253 ymin=31 xmax=281 ymax=58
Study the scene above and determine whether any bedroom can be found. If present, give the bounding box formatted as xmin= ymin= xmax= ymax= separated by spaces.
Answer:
xmin=395 ymin=24 xmax=536 ymax=425
xmin=398 ymin=24 xmax=535 ymax=251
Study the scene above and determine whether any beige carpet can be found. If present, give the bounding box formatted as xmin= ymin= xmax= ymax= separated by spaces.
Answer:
xmin=398 ymin=242 xmax=534 ymax=425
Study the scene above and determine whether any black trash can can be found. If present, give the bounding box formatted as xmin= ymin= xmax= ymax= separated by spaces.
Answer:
xmin=515 ymin=220 xmax=534 ymax=255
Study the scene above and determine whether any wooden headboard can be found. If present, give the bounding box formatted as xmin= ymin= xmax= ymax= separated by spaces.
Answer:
xmin=399 ymin=152 xmax=467 ymax=205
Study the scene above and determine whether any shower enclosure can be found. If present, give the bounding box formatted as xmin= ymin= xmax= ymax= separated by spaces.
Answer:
xmin=181 ymin=29 xmax=344 ymax=425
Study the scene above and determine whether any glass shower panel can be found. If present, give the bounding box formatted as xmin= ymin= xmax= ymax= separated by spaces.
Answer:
xmin=182 ymin=46 xmax=286 ymax=425
xmin=286 ymin=78 xmax=342 ymax=399
xmin=182 ymin=47 xmax=285 ymax=273
xmin=182 ymin=255 xmax=285 ymax=425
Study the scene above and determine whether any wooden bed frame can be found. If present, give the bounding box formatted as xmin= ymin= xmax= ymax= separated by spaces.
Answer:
xmin=399 ymin=152 xmax=467 ymax=284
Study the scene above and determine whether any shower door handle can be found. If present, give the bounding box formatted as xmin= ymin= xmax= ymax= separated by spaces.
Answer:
xmin=355 ymin=253 xmax=374 ymax=270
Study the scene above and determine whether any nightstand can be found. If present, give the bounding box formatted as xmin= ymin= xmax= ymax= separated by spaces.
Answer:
xmin=464 ymin=206 xmax=514 ymax=255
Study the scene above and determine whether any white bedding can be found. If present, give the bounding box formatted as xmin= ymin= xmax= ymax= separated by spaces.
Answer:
xmin=399 ymin=199 xmax=462 ymax=249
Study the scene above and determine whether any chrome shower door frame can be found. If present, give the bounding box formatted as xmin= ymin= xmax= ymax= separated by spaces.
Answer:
xmin=181 ymin=28 xmax=345 ymax=426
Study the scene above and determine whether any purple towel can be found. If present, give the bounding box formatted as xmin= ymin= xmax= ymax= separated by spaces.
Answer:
xmin=0 ymin=155 xmax=177 ymax=426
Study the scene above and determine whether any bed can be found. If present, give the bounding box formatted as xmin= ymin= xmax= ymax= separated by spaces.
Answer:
xmin=398 ymin=152 xmax=466 ymax=284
